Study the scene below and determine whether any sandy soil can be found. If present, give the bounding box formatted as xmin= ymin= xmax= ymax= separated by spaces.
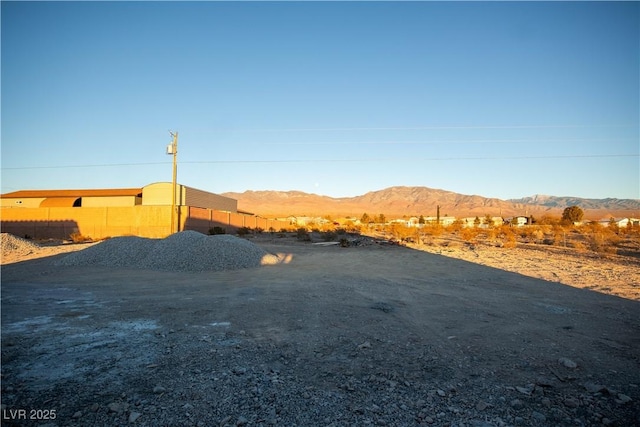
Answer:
xmin=407 ymin=240 xmax=640 ymax=302
xmin=1 ymin=235 xmax=639 ymax=426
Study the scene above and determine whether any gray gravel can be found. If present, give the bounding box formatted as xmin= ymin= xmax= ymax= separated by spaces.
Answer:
xmin=1 ymin=233 xmax=41 ymax=257
xmin=56 ymin=230 xmax=280 ymax=272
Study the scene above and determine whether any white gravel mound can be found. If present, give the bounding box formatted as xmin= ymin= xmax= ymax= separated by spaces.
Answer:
xmin=56 ymin=230 xmax=280 ymax=272
xmin=1 ymin=233 xmax=41 ymax=258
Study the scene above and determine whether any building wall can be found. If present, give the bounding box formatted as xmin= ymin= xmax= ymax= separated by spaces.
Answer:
xmin=1 ymin=205 xmax=288 ymax=240
xmin=141 ymin=182 xmax=182 ymax=206
xmin=1 ymin=206 xmax=173 ymax=239
xmin=1 ymin=197 xmax=46 ymax=208
xmin=183 ymin=186 xmax=237 ymax=212
xmin=141 ymin=183 xmax=236 ymax=212
xmin=185 ymin=206 xmax=289 ymax=234
xmin=81 ymin=196 xmax=142 ymax=207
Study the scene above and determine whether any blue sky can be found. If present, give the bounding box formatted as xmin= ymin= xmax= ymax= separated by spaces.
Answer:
xmin=2 ymin=1 xmax=638 ymax=200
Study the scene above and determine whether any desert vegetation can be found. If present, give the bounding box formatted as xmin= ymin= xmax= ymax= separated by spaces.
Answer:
xmin=373 ymin=218 xmax=640 ymax=258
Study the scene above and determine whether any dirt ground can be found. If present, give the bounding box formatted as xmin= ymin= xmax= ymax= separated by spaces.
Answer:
xmin=1 ymin=235 xmax=639 ymax=426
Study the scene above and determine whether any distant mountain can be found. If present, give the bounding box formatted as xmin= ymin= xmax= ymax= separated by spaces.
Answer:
xmin=223 ymin=186 xmax=640 ymax=219
xmin=510 ymin=195 xmax=640 ymax=211
xmin=221 ymin=187 xmax=640 ymax=219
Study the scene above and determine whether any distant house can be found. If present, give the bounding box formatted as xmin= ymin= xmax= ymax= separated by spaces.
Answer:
xmin=506 ymin=216 xmax=529 ymax=227
xmin=460 ymin=217 xmax=482 ymax=228
xmin=597 ymin=217 xmax=630 ymax=228
xmin=421 ymin=216 xmax=457 ymax=226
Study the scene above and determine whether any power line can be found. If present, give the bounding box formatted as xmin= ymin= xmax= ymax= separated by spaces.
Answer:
xmin=265 ymin=138 xmax=633 ymax=146
xmin=3 ymin=154 xmax=638 ymax=170
xmin=227 ymin=124 xmax=636 ymax=133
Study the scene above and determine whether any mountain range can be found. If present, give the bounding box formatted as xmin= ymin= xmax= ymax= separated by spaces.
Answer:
xmin=222 ymin=186 xmax=640 ymax=219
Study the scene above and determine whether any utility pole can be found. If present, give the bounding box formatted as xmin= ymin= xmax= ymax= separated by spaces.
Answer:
xmin=167 ymin=131 xmax=178 ymax=234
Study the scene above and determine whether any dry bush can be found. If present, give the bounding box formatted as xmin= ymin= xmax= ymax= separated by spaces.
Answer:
xmin=495 ymin=225 xmax=517 ymax=248
xmin=448 ymin=220 xmax=464 ymax=233
xmin=422 ymin=223 xmax=444 ymax=237
xmin=518 ymin=226 xmax=544 ymax=243
xmin=551 ymin=225 xmax=569 ymax=246
xmin=571 ymin=239 xmax=588 ymax=253
xmin=460 ymin=227 xmax=479 ymax=243
xmin=70 ymin=232 xmax=92 ymax=243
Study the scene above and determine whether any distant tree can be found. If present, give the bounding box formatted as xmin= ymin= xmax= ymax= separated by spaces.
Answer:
xmin=561 ymin=206 xmax=584 ymax=224
xmin=484 ymin=214 xmax=494 ymax=227
xmin=361 ymin=213 xmax=371 ymax=224
xmin=377 ymin=213 xmax=387 ymax=224
xmin=418 ymin=215 xmax=425 ymax=225
xmin=473 ymin=216 xmax=481 ymax=227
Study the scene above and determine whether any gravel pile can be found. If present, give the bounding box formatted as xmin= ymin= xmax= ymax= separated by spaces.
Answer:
xmin=57 ymin=230 xmax=280 ymax=272
xmin=1 ymin=233 xmax=41 ymax=258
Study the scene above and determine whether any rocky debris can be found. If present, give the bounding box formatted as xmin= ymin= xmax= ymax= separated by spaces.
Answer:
xmin=3 ymin=234 xmax=639 ymax=426
xmin=18 ymin=346 xmax=633 ymax=427
xmin=1 ymin=233 xmax=41 ymax=258
xmin=558 ymin=357 xmax=578 ymax=369
xmin=56 ymin=230 xmax=281 ymax=272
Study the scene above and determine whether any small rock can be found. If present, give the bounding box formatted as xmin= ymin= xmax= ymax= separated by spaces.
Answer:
xmin=531 ymin=411 xmax=546 ymax=422
xmin=108 ymin=402 xmax=124 ymax=414
xmin=129 ymin=411 xmax=142 ymax=423
xmin=558 ymin=357 xmax=577 ymax=369
xmin=476 ymin=400 xmax=488 ymax=411
xmin=232 ymin=367 xmax=247 ymax=375
xmin=424 ymin=416 xmax=434 ymax=424
xmin=236 ymin=416 xmax=248 ymax=426
xmin=617 ymin=393 xmax=632 ymax=404
xmin=436 ymin=389 xmax=446 ymax=397
xmin=358 ymin=341 xmax=372 ymax=350
xmin=153 ymin=385 xmax=166 ymax=394
xmin=564 ymin=397 xmax=580 ymax=408
xmin=510 ymin=399 xmax=524 ymax=410
xmin=602 ymin=417 xmax=612 ymax=425
xmin=516 ymin=385 xmax=534 ymax=395
xmin=72 ymin=411 xmax=82 ymax=418
xmin=584 ymin=382 xmax=607 ymax=393
xmin=535 ymin=377 xmax=553 ymax=387
xmin=183 ymin=403 xmax=194 ymax=410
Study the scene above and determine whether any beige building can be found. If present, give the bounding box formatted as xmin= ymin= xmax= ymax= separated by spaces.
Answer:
xmin=1 ymin=188 xmax=143 ymax=208
xmin=1 ymin=182 xmax=288 ymax=239
xmin=1 ymin=182 xmax=237 ymax=212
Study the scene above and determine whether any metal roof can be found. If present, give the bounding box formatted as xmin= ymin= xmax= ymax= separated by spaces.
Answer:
xmin=1 ymin=188 xmax=143 ymax=198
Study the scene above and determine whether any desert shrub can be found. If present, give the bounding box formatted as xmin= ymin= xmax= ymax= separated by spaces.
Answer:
xmin=322 ymin=231 xmax=337 ymax=241
xmin=236 ymin=227 xmax=252 ymax=236
xmin=296 ymin=228 xmax=310 ymax=241
xmin=209 ymin=226 xmax=226 ymax=235
xmin=571 ymin=239 xmax=587 ymax=253
xmin=448 ymin=219 xmax=464 ymax=233
xmin=70 ymin=232 xmax=92 ymax=243
xmin=551 ymin=225 xmax=569 ymax=246
xmin=339 ymin=238 xmax=350 ymax=247
xmin=386 ymin=223 xmax=420 ymax=243
xmin=422 ymin=223 xmax=444 ymax=237
xmin=498 ymin=226 xmax=517 ymax=248
xmin=460 ymin=227 xmax=479 ymax=243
